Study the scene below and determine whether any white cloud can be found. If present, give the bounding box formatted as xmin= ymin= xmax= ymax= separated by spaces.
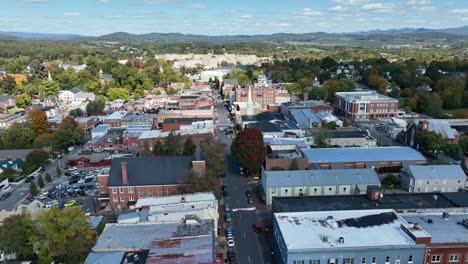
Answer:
xmin=98 ymin=0 xmax=111 ymax=4
xmin=451 ymin=9 xmax=468 ymax=14
xmin=188 ymin=4 xmax=207 ymax=9
xmin=295 ymin=8 xmax=322 ymax=16
xmin=407 ymin=0 xmax=430 ymax=5
xmin=318 ymin=22 xmax=330 ymax=28
xmin=362 ymin=3 xmax=394 ymax=12
xmin=332 ymin=0 xmax=369 ymax=5
xmin=18 ymin=0 xmax=49 ymax=2
xmin=329 ymin=5 xmax=347 ymax=11
xmin=129 ymin=0 xmax=182 ymax=6
xmin=64 ymin=12 xmax=81 ymax=17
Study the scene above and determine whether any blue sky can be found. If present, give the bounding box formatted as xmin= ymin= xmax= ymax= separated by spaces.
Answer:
xmin=1 ymin=0 xmax=467 ymax=36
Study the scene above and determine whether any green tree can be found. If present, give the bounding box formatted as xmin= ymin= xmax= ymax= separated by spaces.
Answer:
xmin=459 ymin=137 xmax=468 ymax=153
xmin=445 ymin=144 xmax=464 ymax=161
xmin=45 ymin=172 xmax=52 ymax=183
xmin=140 ymin=141 xmax=152 ymax=156
xmin=165 ymin=132 xmax=181 ymax=155
xmin=38 ymin=174 xmax=45 ymax=188
xmin=34 ymin=207 xmax=95 ymax=263
xmin=0 ymin=168 xmax=16 ymax=181
xmin=86 ymin=98 xmax=105 ymax=115
xmin=1 ymin=123 xmax=35 ymax=149
xmin=152 ymin=140 xmax=165 ymax=156
xmin=29 ymin=181 xmax=38 ymax=196
xmin=183 ymin=137 xmax=196 ymax=155
xmin=54 ymin=117 xmax=84 ymax=150
xmin=33 ymin=133 xmax=53 ymax=148
xmin=0 ymin=213 xmax=36 ymax=261
xmin=314 ymin=130 xmax=329 ymax=148
xmin=15 ymin=93 xmax=31 ymax=108
xmin=231 ymin=128 xmax=266 ymax=173
xmin=22 ymin=150 xmax=49 ymax=175
xmin=320 ymin=56 xmax=338 ymax=70
xmin=38 ymin=80 xmax=59 ymax=99
xmin=69 ymin=108 xmax=84 ymax=118
xmin=416 ymin=130 xmax=445 ymax=158
xmin=107 ymin=87 xmax=130 ymax=101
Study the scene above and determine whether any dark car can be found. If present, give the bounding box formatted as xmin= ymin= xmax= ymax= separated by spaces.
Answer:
xmin=221 ymin=185 xmax=228 ymax=192
xmin=76 ymin=189 xmax=86 ymax=196
xmin=253 ymin=223 xmax=262 ymax=233
xmin=68 ymin=176 xmax=80 ymax=185
xmin=227 ymin=250 xmax=236 ymax=261
xmin=64 ymin=171 xmax=71 ymax=176
xmin=223 ymin=190 xmax=229 ymax=197
xmin=39 ymin=166 xmax=46 ymax=173
xmin=225 ymin=212 xmax=232 ymax=222
xmin=0 ymin=192 xmax=11 ymax=201
xmin=25 ymin=176 xmax=34 ymax=183
xmin=245 ymin=190 xmax=252 ymax=198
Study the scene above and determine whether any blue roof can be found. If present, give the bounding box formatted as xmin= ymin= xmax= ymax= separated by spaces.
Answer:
xmin=264 ymin=168 xmax=380 ymax=188
xmin=289 ymin=109 xmax=320 ymax=129
xmin=302 ymin=147 xmax=426 ymax=163
xmin=89 ymin=215 xmax=104 ymax=230
xmin=407 ymin=165 xmax=466 ymax=180
xmin=85 ymin=251 xmax=125 ymax=264
xmin=92 ymin=124 xmax=110 ymax=133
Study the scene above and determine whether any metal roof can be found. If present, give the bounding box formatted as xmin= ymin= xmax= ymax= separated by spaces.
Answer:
xmin=264 ymin=168 xmax=380 ymax=188
xmin=289 ymin=109 xmax=320 ymax=129
xmin=406 ymin=165 xmax=466 ymax=180
xmin=146 ymin=235 xmax=214 ymax=264
xmin=301 ymin=147 xmax=426 ymax=163
xmin=85 ymin=251 xmax=125 ymax=264
xmin=427 ymin=119 xmax=457 ymax=140
xmin=92 ymin=124 xmax=110 ymax=133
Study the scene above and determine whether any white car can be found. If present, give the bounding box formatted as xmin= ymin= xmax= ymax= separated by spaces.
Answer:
xmin=227 ymin=239 xmax=235 ymax=247
xmin=45 ymin=200 xmax=58 ymax=208
xmin=77 ymin=179 xmax=85 ymax=184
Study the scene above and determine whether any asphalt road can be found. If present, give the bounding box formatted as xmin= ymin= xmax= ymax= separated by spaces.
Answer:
xmin=0 ymin=146 xmax=82 ymax=211
xmin=215 ymin=99 xmax=271 ymax=264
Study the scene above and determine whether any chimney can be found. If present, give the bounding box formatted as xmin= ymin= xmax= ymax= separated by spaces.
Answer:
xmin=121 ymin=161 xmax=128 ymax=185
xmin=192 ymin=160 xmax=206 ymax=177
xmin=419 ymin=120 xmax=429 ymax=131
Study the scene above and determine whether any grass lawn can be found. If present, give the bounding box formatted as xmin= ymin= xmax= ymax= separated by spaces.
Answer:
xmin=7 ymin=107 xmax=24 ymax=114
xmin=442 ymin=108 xmax=468 ymax=118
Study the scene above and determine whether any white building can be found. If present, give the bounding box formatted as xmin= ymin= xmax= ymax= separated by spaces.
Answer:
xmin=130 ymin=193 xmax=219 ymax=236
xmin=261 ymin=168 xmax=381 ymax=206
xmin=401 ymin=165 xmax=466 ymax=193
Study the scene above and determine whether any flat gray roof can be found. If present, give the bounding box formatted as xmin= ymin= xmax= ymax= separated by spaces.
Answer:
xmin=264 ymin=168 xmax=380 ymax=188
xmin=406 ymin=165 xmax=466 ymax=180
xmin=301 ymin=147 xmax=426 ymax=163
xmin=403 ymin=213 xmax=468 ymax=243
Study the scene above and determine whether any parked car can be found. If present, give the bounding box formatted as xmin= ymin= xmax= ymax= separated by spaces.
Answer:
xmin=223 ymin=190 xmax=229 ymax=197
xmin=225 ymin=212 xmax=232 ymax=222
xmin=68 ymin=176 xmax=80 ymax=185
xmin=64 ymin=200 xmax=76 ymax=208
xmin=227 ymin=238 xmax=235 ymax=247
xmin=247 ymin=197 xmax=254 ymax=204
xmin=225 ymin=226 xmax=233 ymax=236
xmin=221 ymin=185 xmax=228 ymax=192
xmin=45 ymin=200 xmax=58 ymax=208
xmin=224 ymin=203 xmax=230 ymax=212
xmin=245 ymin=190 xmax=252 ymax=198
xmin=0 ymin=192 xmax=11 ymax=201
xmin=227 ymin=250 xmax=236 ymax=261
xmin=25 ymin=176 xmax=34 ymax=183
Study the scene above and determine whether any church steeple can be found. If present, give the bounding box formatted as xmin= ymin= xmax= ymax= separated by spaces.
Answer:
xmin=247 ymin=85 xmax=254 ymax=116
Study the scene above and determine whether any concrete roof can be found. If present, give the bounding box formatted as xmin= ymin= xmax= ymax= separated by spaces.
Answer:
xmin=138 ymin=129 xmax=211 ymax=140
xmin=406 ymin=165 xmax=466 ymax=180
xmin=264 ymin=168 xmax=380 ymax=188
xmin=135 ymin=193 xmax=216 ymax=208
xmin=301 ymin=147 xmax=426 ymax=163
xmin=104 ymin=111 xmax=128 ymax=121
xmin=275 ymin=209 xmax=416 ymax=251
xmin=402 ymin=213 xmax=468 ymax=243
xmin=335 ymin=91 xmax=398 ymax=102
xmin=0 ymin=149 xmax=33 ymax=160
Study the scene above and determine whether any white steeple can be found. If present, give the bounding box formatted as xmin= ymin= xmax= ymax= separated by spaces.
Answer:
xmin=247 ymin=85 xmax=254 ymax=116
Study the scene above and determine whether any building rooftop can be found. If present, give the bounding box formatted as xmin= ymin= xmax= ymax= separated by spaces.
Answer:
xmin=146 ymin=235 xmax=214 ymax=264
xmin=138 ymin=129 xmax=211 ymax=140
xmin=241 ymin=112 xmax=285 ymax=122
xmin=163 ymin=117 xmax=211 ymax=124
xmin=135 ymin=192 xmax=216 ymax=209
xmin=301 ymin=147 xmax=426 ymax=163
xmin=299 ymin=100 xmax=331 ymax=108
xmin=272 ymin=192 xmax=468 ymax=213
xmin=0 ymin=149 xmax=33 ymax=160
xmin=104 ymin=111 xmax=128 ymax=121
xmin=274 ymin=209 xmax=416 ymax=251
xmin=264 ymin=137 xmax=314 ymax=148
xmin=85 ymin=251 xmax=125 ymax=264
xmin=107 ymin=155 xmax=194 ymax=186
xmin=402 ymin=213 xmax=468 ymax=243
xmin=247 ymin=120 xmax=282 ymax=133
xmin=335 ymin=91 xmax=398 ymax=102
xmin=289 ymin=109 xmax=320 ymax=129
xmin=92 ymin=124 xmax=110 ymax=133
xmin=264 ymin=168 xmax=380 ymax=188
xmin=405 ymin=165 xmax=466 ymax=180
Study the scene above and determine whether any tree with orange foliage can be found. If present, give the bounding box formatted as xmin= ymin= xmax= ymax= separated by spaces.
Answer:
xmin=27 ymin=109 xmax=49 ymax=136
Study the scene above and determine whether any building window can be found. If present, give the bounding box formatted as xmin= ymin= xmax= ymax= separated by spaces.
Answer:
xmin=157 ymin=190 xmax=163 ymax=196
xmin=385 ymin=256 xmax=390 ymax=264
xmin=343 ymin=187 xmax=347 ymax=192
xmin=432 ymin=256 xmax=441 ymax=263
xmin=408 ymin=255 xmax=413 ymax=263
xmin=395 ymin=256 xmax=400 ymax=264
xmin=112 ymin=188 xmax=117 ymax=194
xmin=138 ymin=191 xmax=143 ymax=198
xmin=293 ymin=261 xmax=305 ymax=264
xmin=128 ymin=187 xmax=134 ymax=193
xmin=344 ymin=258 xmax=353 ymax=264
xmin=417 ymin=188 xmax=421 ymax=192
xmin=458 ymin=180 xmax=461 ymax=184
xmin=148 ymin=190 xmax=153 ymax=197
xmin=119 ymin=187 xmax=124 ymax=192
xmin=129 ymin=195 xmax=134 ymax=201
xmin=314 ymin=188 xmax=318 ymax=193
xmin=371 ymin=257 xmax=376 ymax=264
xmin=113 ymin=196 xmax=117 ymax=202
xmin=427 ymin=181 xmax=430 ymax=185
xmin=310 ymin=260 xmax=320 ymax=264
xmin=449 ymin=255 xmax=459 ymax=262
xmin=361 ymin=258 xmax=366 ymax=264
xmin=120 ymin=196 xmax=125 ymax=201
xmin=167 ymin=189 xmax=172 ymax=196
xmin=329 ymin=188 xmax=332 ymax=191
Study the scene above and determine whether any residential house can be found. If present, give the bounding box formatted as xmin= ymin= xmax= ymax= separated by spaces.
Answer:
xmin=0 ymin=158 xmax=24 ymax=174
xmin=97 ymin=155 xmax=206 ymax=210
xmin=58 ymin=87 xmax=82 ymax=103
xmin=401 ymin=165 xmax=466 ymax=193
xmin=0 ymin=96 xmax=16 ymax=110
xmin=262 ymin=168 xmax=381 ymax=206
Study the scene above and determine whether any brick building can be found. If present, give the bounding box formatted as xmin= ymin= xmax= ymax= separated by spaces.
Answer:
xmin=162 ymin=118 xmax=212 ymax=132
xmin=334 ymin=91 xmax=399 ymax=120
xmin=406 ymin=119 xmax=460 ymax=147
xmin=156 ymin=109 xmax=213 ymax=127
xmin=98 ymin=155 xmax=206 ymax=210
xmin=235 ymin=86 xmax=276 ymax=109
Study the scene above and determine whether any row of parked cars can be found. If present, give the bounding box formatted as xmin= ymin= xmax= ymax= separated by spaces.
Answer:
xmin=38 ymin=183 xmax=97 ymax=200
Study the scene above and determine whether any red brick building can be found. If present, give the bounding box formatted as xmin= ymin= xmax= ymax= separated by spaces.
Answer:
xmin=98 ymin=155 xmax=206 ymax=210
xmin=235 ymin=86 xmax=276 ymax=109
xmin=162 ymin=118 xmax=212 ymax=132
xmin=334 ymin=91 xmax=399 ymax=120
xmin=406 ymin=119 xmax=460 ymax=147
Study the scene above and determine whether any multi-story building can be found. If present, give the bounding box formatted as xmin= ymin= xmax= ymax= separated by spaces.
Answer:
xmin=272 ymin=209 xmax=426 ymax=264
xmin=406 ymin=120 xmax=460 ymax=146
xmin=235 ymin=86 xmax=283 ymax=109
xmin=102 ymin=111 xmax=128 ymax=128
xmin=334 ymin=91 xmax=399 ymax=120
xmin=401 ymin=165 xmax=466 ymax=193
xmin=262 ymin=168 xmax=381 ymax=206
xmin=97 ymin=155 xmax=206 ymax=210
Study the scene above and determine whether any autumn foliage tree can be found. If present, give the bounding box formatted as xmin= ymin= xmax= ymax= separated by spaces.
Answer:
xmin=27 ymin=109 xmax=49 ymax=136
xmin=54 ymin=116 xmax=84 ymax=150
xmin=231 ymin=128 xmax=266 ymax=174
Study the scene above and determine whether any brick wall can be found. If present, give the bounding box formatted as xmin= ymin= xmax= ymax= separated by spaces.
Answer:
xmin=264 ymin=158 xmax=309 ymax=171
xmin=108 ymin=185 xmax=179 ymax=209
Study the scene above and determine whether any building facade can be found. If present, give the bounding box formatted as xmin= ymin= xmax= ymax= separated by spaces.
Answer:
xmin=334 ymin=91 xmax=399 ymax=120
xmin=401 ymin=165 xmax=466 ymax=193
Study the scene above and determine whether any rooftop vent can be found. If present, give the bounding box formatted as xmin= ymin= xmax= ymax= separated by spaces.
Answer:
xmin=322 ymin=235 xmax=329 ymax=243
xmin=443 ymin=212 xmax=449 ymax=219
xmin=412 ymin=223 xmax=422 ymax=230
xmin=427 ymin=219 xmax=433 ymax=224
xmin=338 ymin=237 xmax=344 ymax=244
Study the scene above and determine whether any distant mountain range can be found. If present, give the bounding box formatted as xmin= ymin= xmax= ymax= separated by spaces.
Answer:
xmin=0 ymin=31 xmax=82 ymax=40
xmin=0 ymin=26 xmax=466 ymax=42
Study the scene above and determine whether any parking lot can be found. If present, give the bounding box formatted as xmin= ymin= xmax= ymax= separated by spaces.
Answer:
xmin=36 ymin=167 xmax=100 ymax=214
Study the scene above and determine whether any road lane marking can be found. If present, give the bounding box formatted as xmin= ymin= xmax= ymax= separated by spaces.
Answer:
xmin=244 ymin=232 xmax=246 ymax=239
xmin=248 ymin=256 xmax=251 ymax=263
